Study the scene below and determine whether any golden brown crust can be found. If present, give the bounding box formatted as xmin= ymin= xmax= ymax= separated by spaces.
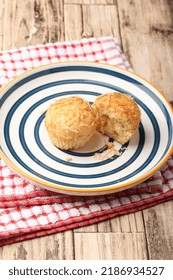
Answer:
xmin=92 ymin=92 xmax=141 ymax=144
xmin=45 ymin=96 xmax=97 ymax=150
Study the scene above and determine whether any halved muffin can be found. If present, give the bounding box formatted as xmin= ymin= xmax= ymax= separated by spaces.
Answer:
xmin=92 ymin=92 xmax=141 ymax=144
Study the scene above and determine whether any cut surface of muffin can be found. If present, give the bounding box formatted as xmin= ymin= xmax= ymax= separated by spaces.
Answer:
xmin=92 ymin=92 xmax=141 ymax=144
xmin=45 ymin=96 xmax=97 ymax=150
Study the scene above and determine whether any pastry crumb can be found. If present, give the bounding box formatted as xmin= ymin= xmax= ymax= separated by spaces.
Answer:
xmin=93 ymin=141 xmax=122 ymax=161
xmin=66 ymin=157 xmax=73 ymax=162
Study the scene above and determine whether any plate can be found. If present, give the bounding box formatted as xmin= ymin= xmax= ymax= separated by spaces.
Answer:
xmin=0 ymin=62 xmax=173 ymax=195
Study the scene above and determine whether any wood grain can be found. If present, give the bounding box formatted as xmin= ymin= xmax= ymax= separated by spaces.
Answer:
xmin=143 ymin=202 xmax=173 ymax=260
xmin=64 ymin=0 xmax=115 ymax=4
xmin=117 ymin=0 xmax=173 ymax=100
xmin=0 ymin=0 xmax=64 ymax=50
xmin=74 ymin=232 xmax=148 ymax=259
xmin=74 ymin=224 xmax=98 ymax=232
xmin=64 ymin=4 xmax=83 ymax=40
xmin=0 ymin=231 xmax=74 ymax=260
xmin=64 ymin=3 xmax=120 ymax=40
xmin=81 ymin=4 xmax=120 ymax=39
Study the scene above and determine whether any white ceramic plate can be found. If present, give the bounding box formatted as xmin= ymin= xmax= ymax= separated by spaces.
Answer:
xmin=0 ymin=62 xmax=173 ymax=195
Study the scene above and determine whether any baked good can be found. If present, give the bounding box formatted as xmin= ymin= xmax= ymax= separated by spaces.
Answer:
xmin=45 ymin=96 xmax=97 ymax=150
xmin=92 ymin=92 xmax=141 ymax=144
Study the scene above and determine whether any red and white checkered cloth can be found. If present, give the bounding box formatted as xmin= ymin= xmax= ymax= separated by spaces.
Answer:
xmin=0 ymin=36 xmax=173 ymax=246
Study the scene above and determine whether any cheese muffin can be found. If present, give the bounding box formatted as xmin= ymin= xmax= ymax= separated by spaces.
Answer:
xmin=45 ymin=96 xmax=97 ymax=150
xmin=92 ymin=92 xmax=141 ymax=144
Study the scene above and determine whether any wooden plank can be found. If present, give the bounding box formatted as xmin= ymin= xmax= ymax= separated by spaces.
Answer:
xmin=64 ymin=4 xmax=120 ymax=41
xmin=64 ymin=4 xmax=83 ymax=40
xmin=0 ymin=231 xmax=74 ymax=260
xmin=97 ymin=220 xmax=112 ymax=232
xmin=81 ymin=4 xmax=120 ymax=39
xmin=143 ymin=201 xmax=173 ymax=260
xmin=98 ymin=212 xmax=144 ymax=233
xmin=74 ymin=224 xmax=98 ymax=232
xmin=44 ymin=0 xmax=65 ymax=43
xmin=74 ymin=232 xmax=148 ymax=259
xmin=114 ymin=212 xmax=144 ymax=232
xmin=0 ymin=0 xmax=64 ymax=50
xmin=117 ymin=0 xmax=173 ymax=100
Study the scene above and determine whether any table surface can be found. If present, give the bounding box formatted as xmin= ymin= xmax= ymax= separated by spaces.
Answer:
xmin=0 ymin=0 xmax=173 ymax=260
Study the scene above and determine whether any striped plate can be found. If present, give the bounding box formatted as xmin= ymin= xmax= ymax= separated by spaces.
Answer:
xmin=0 ymin=62 xmax=173 ymax=195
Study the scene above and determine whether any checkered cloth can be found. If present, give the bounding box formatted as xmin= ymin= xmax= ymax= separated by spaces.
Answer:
xmin=0 ymin=36 xmax=173 ymax=246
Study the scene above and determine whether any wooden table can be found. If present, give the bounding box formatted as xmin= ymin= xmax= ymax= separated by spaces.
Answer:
xmin=0 ymin=0 xmax=173 ymax=260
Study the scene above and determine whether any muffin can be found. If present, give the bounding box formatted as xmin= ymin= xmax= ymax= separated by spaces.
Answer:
xmin=92 ymin=92 xmax=141 ymax=144
xmin=45 ymin=96 xmax=97 ymax=150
